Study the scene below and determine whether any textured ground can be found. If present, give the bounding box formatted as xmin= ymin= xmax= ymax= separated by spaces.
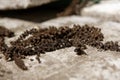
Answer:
xmin=0 ymin=16 xmax=120 ymax=80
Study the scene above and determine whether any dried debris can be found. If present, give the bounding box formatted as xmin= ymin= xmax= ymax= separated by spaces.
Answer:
xmin=0 ymin=26 xmax=14 ymax=52
xmin=0 ymin=26 xmax=14 ymax=37
xmin=14 ymin=56 xmax=28 ymax=70
xmin=0 ymin=25 xmax=120 ymax=70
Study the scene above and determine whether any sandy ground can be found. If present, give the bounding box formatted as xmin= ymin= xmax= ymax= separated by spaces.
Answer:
xmin=0 ymin=16 xmax=120 ymax=80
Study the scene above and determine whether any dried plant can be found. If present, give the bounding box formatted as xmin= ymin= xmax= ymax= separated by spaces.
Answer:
xmin=0 ymin=25 xmax=119 ymax=70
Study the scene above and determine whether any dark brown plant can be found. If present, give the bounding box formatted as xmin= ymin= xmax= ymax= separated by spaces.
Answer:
xmin=0 ymin=25 xmax=120 ymax=70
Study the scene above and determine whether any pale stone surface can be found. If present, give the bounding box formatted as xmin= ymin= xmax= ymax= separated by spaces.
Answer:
xmin=0 ymin=16 xmax=120 ymax=80
xmin=0 ymin=0 xmax=55 ymax=10
xmin=81 ymin=0 xmax=120 ymax=22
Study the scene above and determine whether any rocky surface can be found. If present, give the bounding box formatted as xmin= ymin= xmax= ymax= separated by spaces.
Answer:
xmin=81 ymin=0 xmax=120 ymax=22
xmin=0 ymin=16 xmax=120 ymax=80
xmin=0 ymin=0 xmax=56 ymax=10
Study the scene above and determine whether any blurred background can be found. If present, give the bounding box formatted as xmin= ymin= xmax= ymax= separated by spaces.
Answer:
xmin=0 ymin=0 xmax=72 ymax=22
xmin=0 ymin=0 xmax=100 ymax=22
